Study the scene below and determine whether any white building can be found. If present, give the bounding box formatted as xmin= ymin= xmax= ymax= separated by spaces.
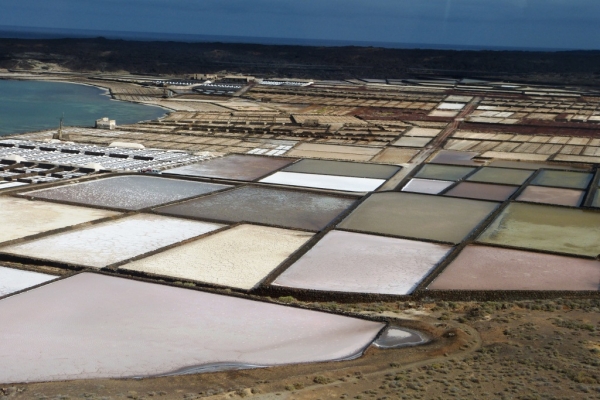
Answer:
xmin=96 ymin=117 xmax=116 ymax=130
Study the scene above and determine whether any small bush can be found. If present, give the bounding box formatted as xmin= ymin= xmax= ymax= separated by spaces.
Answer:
xmin=278 ymin=296 xmax=296 ymax=304
xmin=313 ymin=376 xmax=332 ymax=384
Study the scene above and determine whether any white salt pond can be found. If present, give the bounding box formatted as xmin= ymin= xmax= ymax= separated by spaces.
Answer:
xmin=0 ymin=181 xmax=29 ymax=189
xmin=0 ymin=197 xmax=119 ymax=245
xmin=121 ymin=224 xmax=313 ymax=290
xmin=437 ymin=102 xmax=465 ymax=110
xmin=0 ymin=266 xmax=57 ymax=297
xmin=374 ymin=327 xmax=429 ymax=349
xmin=260 ymin=171 xmax=385 ymax=192
xmin=0 ymin=214 xmax=224 ymax=268
xmin=401 ymin=178 xmax=454 ymax=194
xmin=0 ymin=273 xmax=385 ymax=383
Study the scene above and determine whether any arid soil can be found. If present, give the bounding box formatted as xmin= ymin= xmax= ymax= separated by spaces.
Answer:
xmin=3 ymin=298 xmax=599 ymax=400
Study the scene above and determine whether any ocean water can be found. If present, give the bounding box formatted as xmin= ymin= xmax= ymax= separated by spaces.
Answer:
xmin=0 ymin=25 xmax=573 ymax=51
xmin=0 ymin=80 xmax=167 ymax=136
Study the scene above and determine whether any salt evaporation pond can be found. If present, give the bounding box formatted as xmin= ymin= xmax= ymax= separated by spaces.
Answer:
xmin=414 ymin=164 xmax=476 ymax=181
xmin=444 ymin=182 xmax=517 ymax=201
xmin=260 ymin=171 xmax=385 ymax=192
xmin=1 ymin=214 xmax=223 ymax=268
xmin=0 ymin=273 xmax=385 ymax=383
xmin=282 ymin=159 xmax=400 ymax=179
xmin=531 ymin=170 xmax=593 ymax=189
xmin=164 ymin=155 xmax=295 ymax=182
xmin=0 ymin=80 xmax=167 ymax=136
xmin=517 ymin=186 xmax=584 ymax=207
xmin=26 ymin=176 xmax=232 ymax=210
xmin=478 ymin=203 xmax=600 ymax=257
xmin=401 ymin=178 xmax=453 ymax=194
xmin=0 ymin=197 xmax=119 ymax=245
xmin=374 ymin=327 xmax=429 ymax=349
xmin=428 ymin=245 xmax=600 ymax=291
xmin=0 ymin=266 xmax=56 ymax=297
xmin=121 ymin=224 xmax=312 ymax=290
xmin=273 ymin=230 xmax=452 ymax=295
xmin=338 ymin=192 xmax=498 ymax=244
xmin=466 ymin=167 xmax=533 ymax=185
xmin=156 ymin=186 xmax=357 ymax=231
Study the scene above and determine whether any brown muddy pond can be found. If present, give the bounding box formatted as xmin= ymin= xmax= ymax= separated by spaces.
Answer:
xmin=466 ymin=167 xmax=533 ymax=186
xmin=444 ymin=182 xmax=517 ymax=201
xmin=338 ymin=192 xmax=498 ymax=244
xmin=155 ymin=186 xmax=357 ymax=231
xmin=282 ymin=159 xmax=400 ymax=179
xmin=428 ymin=245 xmax=600 ymax=291
xmin=163 ymin=155 xmax=295 ymax=181
xmin=478 ymin=203 xmax=600 ymax=257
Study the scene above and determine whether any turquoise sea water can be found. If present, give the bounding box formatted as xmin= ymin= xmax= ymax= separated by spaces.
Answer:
xmin=0 ymin=80 xmax=167 ymax=136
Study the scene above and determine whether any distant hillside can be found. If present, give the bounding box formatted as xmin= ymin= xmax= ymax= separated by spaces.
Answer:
xmin=1 ymin=37 xmax=600 ymax=85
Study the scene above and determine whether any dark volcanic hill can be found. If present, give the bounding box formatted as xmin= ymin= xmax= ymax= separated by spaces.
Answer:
xmin=1 ymin=37 xmax=600 ymax=85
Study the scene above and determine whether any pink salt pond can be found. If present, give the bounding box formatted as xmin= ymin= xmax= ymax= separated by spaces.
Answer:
xmin=272 ymin=230 xmax=452 ymax=295
xmin=516 ymin=186 xmax=585 ymax=207
xmin=428 ymin=245 xmax=600 ymax=291
xmin=0 ymin=273 xmax=385 ymax=383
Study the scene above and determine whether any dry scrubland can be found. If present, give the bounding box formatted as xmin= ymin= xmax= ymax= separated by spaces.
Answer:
xmin=0 ymin=298 xmax=598 ymax=400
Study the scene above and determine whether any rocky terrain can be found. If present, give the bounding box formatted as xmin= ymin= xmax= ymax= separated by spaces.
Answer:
xmin=1 ymin=37 xmax=600 ymax=85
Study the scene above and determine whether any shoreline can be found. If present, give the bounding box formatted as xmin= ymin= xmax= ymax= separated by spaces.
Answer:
xmin=0 ymin=74 xmax=171 ymax=136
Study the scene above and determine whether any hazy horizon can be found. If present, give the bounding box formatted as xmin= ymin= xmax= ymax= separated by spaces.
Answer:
xmin=0 ymin=25 xmax=594 ymax=53
xmin=1 ymin=0 xmax=599 ymax=51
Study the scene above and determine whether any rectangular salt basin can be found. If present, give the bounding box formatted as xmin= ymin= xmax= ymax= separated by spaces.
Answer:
xmin=444 ymin=182 xmax=518 ymax=201
xmin=286 ymin=143 xmax=381 ymax=162
xmin=370 ymin=148 xmax=419 ymax=164
xmin=0 ymin=266 xmax=57 ymax=297
xmin=163 ymin=155 xmax=295 ymax=181
xmin=517 ymin=186 xmax=584 ymax=207
xmin=428 ymin=245 xmax=600 ymax=291
xmin=0 ymin=273 xmax=384 ymax=383
xmin=260 ymin=171 xmax=385 ymax=192
xmin=429 ymin=150 xmax=480 ymax=166
xmin=437 ymin=102 xmax=465 ymax=110
xmin=0 ymin=197 xmax=119 ymax=244
xmin=401 ymin=178 xmax=454 ymax=194
xmin=478 ymin=203 xmax=600 ymax=257
xmin=0 ymin=181 xmax=29 ymax=189
xmin=429 ymin=110 xmax=458 ymax=117
xmin=392 ymin=137 xmax=432 ymax=148
xmin=282 ymin=159 xmax=400 ymax=179
xmin=0 ymin=214 xmax=224 ymax=268
xmin=404 ymin=127 xmax=442 ymax=137
xmin=531 ymin=170 xmax=593 ymax=189
xmin=272 ymin=230 xmax=452 ymax=295
xmin=414 ymin=164 xmax=476 ymax=181
xmin=488 ymin=160 xmax=590 ymax=171
xmin=466 ymin=167 xmax=533 ymax=185
xmin=122 ymin=224 xmax=312 ymax=290
xmin=25 ymin=175 xmax=233 ymax=210
xmin=338 ymin=192 xmax=498 ymax=244
xmin=155 ymin=186 xmax=357 ymax=231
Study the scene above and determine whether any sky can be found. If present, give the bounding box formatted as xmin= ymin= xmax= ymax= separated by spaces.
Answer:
xmin=1 ymin=0 xmax=599 ymax=50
